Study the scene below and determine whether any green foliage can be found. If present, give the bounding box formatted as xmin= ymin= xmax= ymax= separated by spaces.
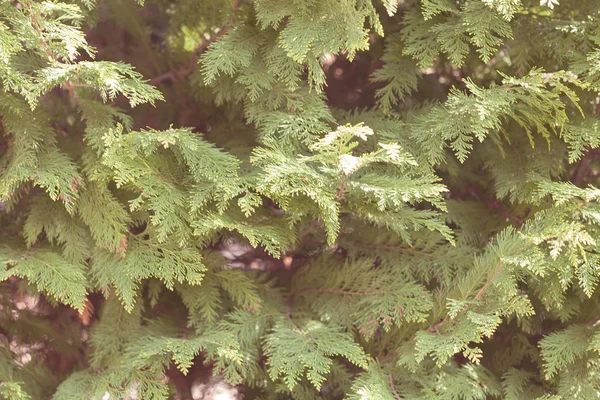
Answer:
xmin=129 ymin=330 xmax=244 ymax=381
xmin=0 ymin=244 xmax=87 ymax=311
xmin=0 ymin=383 xmax=31 ymax=400
xmin=263 ymin=321 xmax=368 ymax=390
xmin=293 ymin=255 xmax=433 ymax=339
xmin=4 ymin=0 xmax=600 ymax=398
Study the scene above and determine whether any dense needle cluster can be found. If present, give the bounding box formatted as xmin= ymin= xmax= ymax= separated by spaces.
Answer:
xmin=2 ymin=0 xmax=600 ymax=399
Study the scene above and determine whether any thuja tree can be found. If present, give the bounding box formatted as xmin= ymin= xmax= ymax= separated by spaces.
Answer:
xmin=4 ymin=0 xmax=600 ymax=398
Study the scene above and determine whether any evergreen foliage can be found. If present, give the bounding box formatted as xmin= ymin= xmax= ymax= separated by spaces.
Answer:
xmin=3 ymin=0 xmax=600 ymax=399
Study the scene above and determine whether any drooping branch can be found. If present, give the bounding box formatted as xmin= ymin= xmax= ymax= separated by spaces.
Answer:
xmin=150 ymin=0 xmax=241 ymax=86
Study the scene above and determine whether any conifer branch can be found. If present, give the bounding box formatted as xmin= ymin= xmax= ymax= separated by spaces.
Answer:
xmin=427 ymin=262 xmax=506 ymax=333
xmin=150 ymin=0 xmax=241 ymax=86
xmin=25 ymin=0 xmax=78 ymax=103
xmin=6 ymin=0 xmax=600 ymax=397
xmin=25 ymin=2 xmax=53 ymax=61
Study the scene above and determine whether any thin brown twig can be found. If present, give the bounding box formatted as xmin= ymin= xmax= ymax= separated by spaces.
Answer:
xmin=426 ymin=315 xmax=451 ymax=333
xmin=425 ymin=226 xmax=576 ymax=334
xmin=26 ymin=2 xmax=53 ymax=59
xmin=150 ymin=0 xmax=241 ymax=86
xmin=26 ymin=0 xmax=79 ymax=103
xmin=298 ymin=218 xmax=320 ymax=240
xmin=428 ymin=246 xmax=521 ymax=334
xmin=473 ymin=263 xmax=505 ymax=302
xmin=427 ymin=262 xmax=506 ymax=333
xmin=335 ymin=178 xmax=347 ymax=201
xmin=296 ymin=288 xmax=385 ymax=296
xmin=388 ymin=374 xmax=402 ymax=399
